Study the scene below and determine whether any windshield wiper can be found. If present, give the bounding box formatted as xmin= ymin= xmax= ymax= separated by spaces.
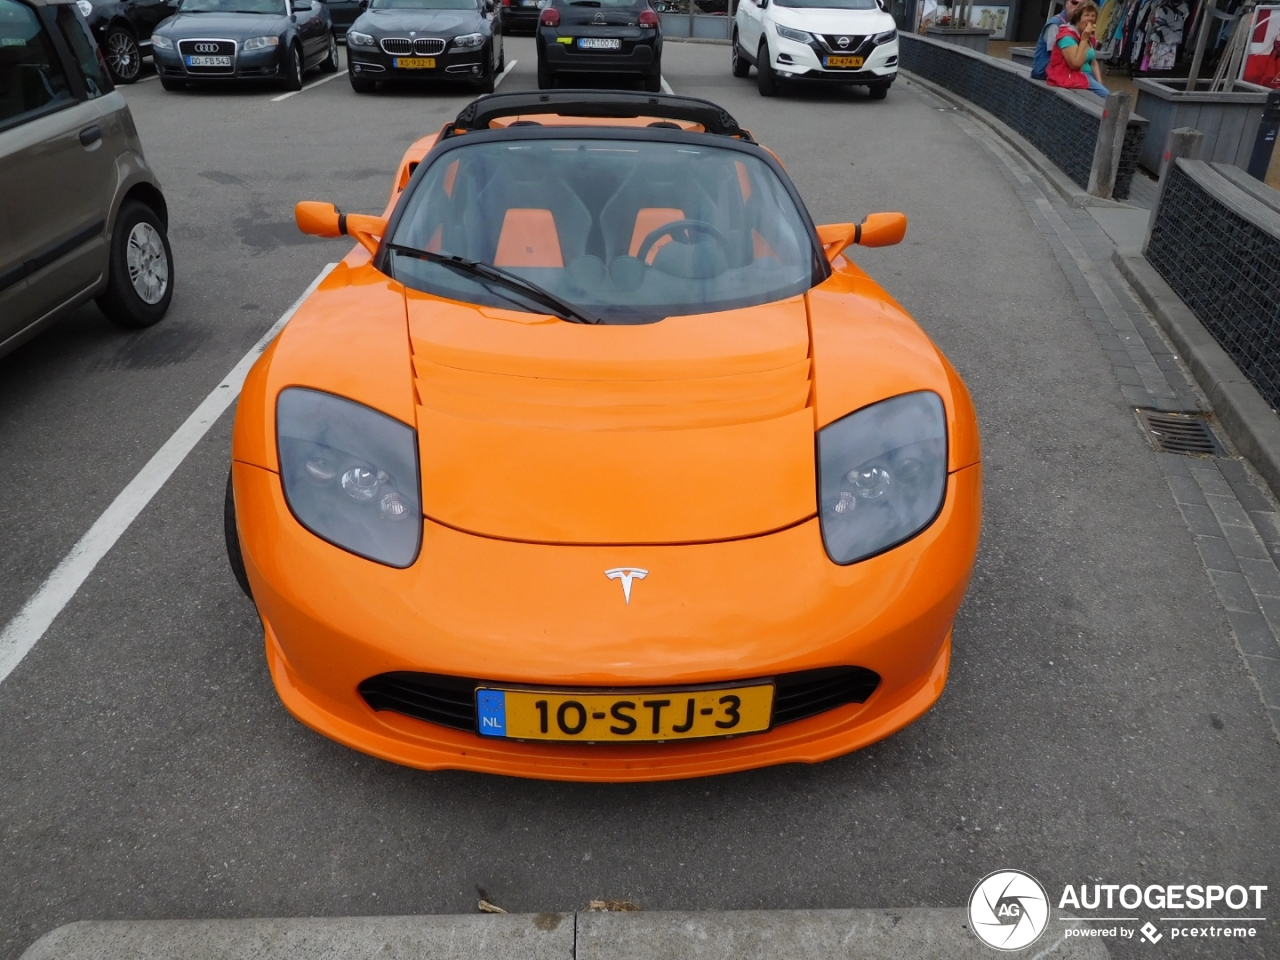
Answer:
xmin=386 ymin=243 xmax=600 ymax=325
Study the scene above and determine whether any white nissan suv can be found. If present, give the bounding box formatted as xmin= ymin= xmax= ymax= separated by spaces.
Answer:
xmin=732 ymin=0 xmax=898 ymax=98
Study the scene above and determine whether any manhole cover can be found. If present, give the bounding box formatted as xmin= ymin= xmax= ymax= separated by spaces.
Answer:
xmin=1134 ymin=409 xmax=1225 ymax=456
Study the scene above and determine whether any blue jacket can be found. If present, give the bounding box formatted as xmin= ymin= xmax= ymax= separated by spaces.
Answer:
xmin=1032 ymin=13 xmax=1066 ymax=80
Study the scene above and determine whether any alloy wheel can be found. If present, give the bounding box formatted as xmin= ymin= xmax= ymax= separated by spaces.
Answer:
xmin=106 ymin=30 xmax=141 ymax=82
xmin=126 ymin=222 xmax=169 ymax=305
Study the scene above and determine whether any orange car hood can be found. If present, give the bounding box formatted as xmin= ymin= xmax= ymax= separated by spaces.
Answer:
xmin=407 ymin=291 xmax=816 ymax=544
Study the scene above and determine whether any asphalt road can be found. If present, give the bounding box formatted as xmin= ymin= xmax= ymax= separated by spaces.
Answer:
xmin=1 ymin=37 xmax=1277 ymax=960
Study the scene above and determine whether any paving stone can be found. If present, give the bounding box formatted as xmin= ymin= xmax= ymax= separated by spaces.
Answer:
xmin=1226 ymin=610 xmax=1280 ymax=657
xmin=1157 ymin=452 xmax=1196 ymax=476
xmin=1178 ymin=502 xmax=1226 ymax=537
xmin=1205 ymin=493 xmax=1255 ymax=528
xmin=1168 ymin=475 xmax=1207 ymax=505
xmin=1195 ymin=534 xmax=1239 ymax=571
xmin=1120 ymin=383 xmax=1152 ymax=406
xmin=1257 ymin=594 xmax=1280 ymax=634
xmin=1209 ymin=570 xmax=1262 ymax=613
xmin=1221 ymin=521 xmax=1273 ymax=560
xmin=1239 ymin=557 xmax=1280 ymax=598
xmin=1242 ymin=655 xmax=1280 ymax=708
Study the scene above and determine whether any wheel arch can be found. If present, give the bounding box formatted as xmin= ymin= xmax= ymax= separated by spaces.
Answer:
xmin=121 ymin=181 xmax=169 ymax=229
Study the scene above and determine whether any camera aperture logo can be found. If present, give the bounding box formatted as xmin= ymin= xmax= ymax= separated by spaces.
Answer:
xmin=968 ymin=869 xmax=1051 ymax=951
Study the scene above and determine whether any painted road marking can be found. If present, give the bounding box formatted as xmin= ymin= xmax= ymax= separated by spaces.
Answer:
xmin=273 ymin=69 xmax=348 ymax=101
xmin=660 ymin=76 xmax=673 ymax=94
xmin=495 ymin=59 xmax=517 ymax=88
xmin=0 ymin=264 xmax=338 ymax=686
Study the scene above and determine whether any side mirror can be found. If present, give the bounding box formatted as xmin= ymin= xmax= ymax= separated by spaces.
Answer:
xmin=816 ymin=213 xmax=906 ymax=264
xmin=758 ymin=0 xmax=768 ymax=8
xmin=296 ymin=201 xmax=388 ymax=255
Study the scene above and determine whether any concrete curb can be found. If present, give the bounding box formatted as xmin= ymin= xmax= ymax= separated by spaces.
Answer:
xmin=19 ymin=910 xmax=1108 ymax=960
xmin=1114 ymin=250 xmax=1280 ymax=501
xmin=900 ymin=70 xmax=1130 ymax=211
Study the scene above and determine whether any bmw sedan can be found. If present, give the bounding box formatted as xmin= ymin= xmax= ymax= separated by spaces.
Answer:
xmin=151 ymin=0 xmax=338 ymax=91
xmin=345 ymin=0 xmax=504 ymax=93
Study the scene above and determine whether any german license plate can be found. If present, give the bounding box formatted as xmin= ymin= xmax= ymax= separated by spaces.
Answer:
xmin=475 ymin=683 xmax=774 ymax=742
xmin=394 ymin=56 xmax=436 ymax=68
xmin=578 ymin=37 xmax=621 ymax=49
xmin=824 ymin=55 xmax=864 ymax=68
xmin=185 ymin=55 xmax=231 ymax=66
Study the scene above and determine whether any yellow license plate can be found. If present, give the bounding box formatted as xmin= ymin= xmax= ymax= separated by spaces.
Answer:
xmin=825 ymin=55 xmax=865 ymax=68
xmin=394 ymin=57 xmax=436 ymax=69
xmin=475 ymin=684 xmax=774 ymax=742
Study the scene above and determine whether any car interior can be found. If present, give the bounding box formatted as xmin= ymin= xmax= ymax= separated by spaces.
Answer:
xmin=0 ymin=0 xmax=73 ymax=126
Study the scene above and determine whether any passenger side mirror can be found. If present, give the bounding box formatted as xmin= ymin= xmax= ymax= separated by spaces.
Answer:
xmin=296 ymin=201 xmax=388 ymax=256
xmin=816 ymin=213 xmax=907 ymax=264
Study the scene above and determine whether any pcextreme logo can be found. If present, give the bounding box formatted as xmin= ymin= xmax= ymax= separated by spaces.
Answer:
xmin=968 ymin=870 xmax=1050 ymax=951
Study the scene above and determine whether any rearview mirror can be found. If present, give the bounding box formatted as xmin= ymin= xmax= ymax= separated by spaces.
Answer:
xmin=816 ymin=213 xmax=907 ymax=264
xmin=295 ymin=201 xmax=388 ymax=255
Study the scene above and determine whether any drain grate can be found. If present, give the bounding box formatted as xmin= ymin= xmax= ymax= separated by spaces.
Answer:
xmin=1134 ymin=409 xmax=1225 ymax=456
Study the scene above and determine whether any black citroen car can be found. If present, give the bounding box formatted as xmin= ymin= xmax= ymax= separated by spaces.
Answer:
xmin=535 ymin=0 xmax=661 ymax=91
xmin=151 ymin=0 xmax=338 ymax=90
xmin=77 ymin=0 xmax=178 ymax=83
xmin=345 ymin=0 xmax=504 ymax=93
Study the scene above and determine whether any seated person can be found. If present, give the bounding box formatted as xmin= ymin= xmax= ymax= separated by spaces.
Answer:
xmin=1047 ymin=0 xmax=1109 ymax=99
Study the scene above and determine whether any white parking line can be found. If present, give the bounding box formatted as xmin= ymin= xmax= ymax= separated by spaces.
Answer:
xmin=272 ymin=69 xmax=348 ymax=102
xmin=0 ymin=264 xmax=337 ymax=687
xmin=494 ymin=58 xmax=517 ymax=89
xmin=660 ymin=76 xmax=673 ymax=94
xmin=136 ymin=73 xmax=159 ymax=83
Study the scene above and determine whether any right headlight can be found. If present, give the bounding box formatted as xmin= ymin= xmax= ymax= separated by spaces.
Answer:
xmin=151 ymin=33 xmax=174 ymax=49
xmin=774 ymin=24 xmax=813 ymax=43
xmin=817 ymin=391 xmax=948 ymax=565
xmin=242 ymin=35 xmax=280 ymax=51
xmin=276 ymin=388 xmax=421 ymax=567
xmin=347 ymin=29 xmax=375 ymax=46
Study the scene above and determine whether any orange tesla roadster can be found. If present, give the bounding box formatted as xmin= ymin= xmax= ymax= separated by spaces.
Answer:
xmin=226 ymin=91 xmax=981 ymax=781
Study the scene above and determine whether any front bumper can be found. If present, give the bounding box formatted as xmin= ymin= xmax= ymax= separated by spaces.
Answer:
xmin=770 ymin=33 xmax=897 ymax=82
xmin=347 ymin=44 xmax=489 ymax=80
xmin=153 ymin=44 xmax=288 ymax=79
xmin=234 ymin=458 xmax=981 ymax=781
xmin=539 ymin=30 xmax=658 ymax=75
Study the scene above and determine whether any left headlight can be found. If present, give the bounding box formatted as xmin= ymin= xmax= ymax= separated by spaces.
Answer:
xmin=347 ymin=29 xmax=375 ymax=45
xmin=277 ymin=388 xmax=422 ymax=568
xmin=151 ymin=33 xmax=174 ymax=49
xmin=451 ymin=31 xmax=485 ymax=49
xmin=774 ymin=24 xmax=813 ymax=43
xmin=817 ymin=391 xmax=948 ymax=565
xmin=242 ymin=35 xmax=281 ymax=51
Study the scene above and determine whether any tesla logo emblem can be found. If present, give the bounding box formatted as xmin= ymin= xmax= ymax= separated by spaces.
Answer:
xmin=837 ymin=36 xmax=850 ymax=47
xmin=605 ymin=567 xmax=647 ymax=604
xmin=194 ymin=42 xmax=220 ymax=52
xmin=593 ymin=11 xmax=606 ymax=22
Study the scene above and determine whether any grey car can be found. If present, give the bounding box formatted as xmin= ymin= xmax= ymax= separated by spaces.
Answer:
xmin=0 ymin=0 xmax=173 ymax=359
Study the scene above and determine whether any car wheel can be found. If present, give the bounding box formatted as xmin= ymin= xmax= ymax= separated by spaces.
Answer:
xmin=224 ymin=470 xmax=253 ymax=599
xmin=104 ymin=26 xmax=142 ymax=84
xmin=159 ymin=77 xmax=185 ymax=91
xmin=97 ymin=200 xmax=173 ymax=329
xmin=537 ymin=58 xmax=553 ymax=89
xmin=731 ymin=29 xmax=750 ymax=77
xmin=644 ymin=67 xmax=661 ymax=92
xmin=867 ymin=82 xmax=889 ymax=100
xmin=320 ymin=31 xmax=339 ymax=72
xmin=756 ymin=42 xmax=778 ymax=96
xmin=282 ymin=43 xmax=304 ymax=90
xmin=496 ymin=40 xmax=505 ymax=74
xmin=349 ymin=73 xmax=376 ymax=92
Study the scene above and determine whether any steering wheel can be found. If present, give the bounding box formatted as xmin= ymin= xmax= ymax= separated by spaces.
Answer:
xmin=634 ymin=218 xmax=733 ymax=267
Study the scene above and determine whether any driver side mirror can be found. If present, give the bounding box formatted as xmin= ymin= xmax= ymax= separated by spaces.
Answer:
xmin=816 ymin=213 xmax=907 ymax=264
xmin=296 ymin=201 xmax=388 ymax=256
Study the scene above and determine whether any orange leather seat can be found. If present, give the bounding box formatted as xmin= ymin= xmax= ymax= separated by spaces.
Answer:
xmin=493 ymin=209 xmax=564 ymax=268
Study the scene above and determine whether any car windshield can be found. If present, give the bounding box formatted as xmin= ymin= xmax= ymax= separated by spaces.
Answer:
xmin=774 ymin=0 xmax=879 ymax=8
xmin=179 ymin=0 xmax=285 ymax=12
xmin=388 ymin=137 xmax=818 ymax=324
xmin=370 ymin=0 xmax=477 ymax=9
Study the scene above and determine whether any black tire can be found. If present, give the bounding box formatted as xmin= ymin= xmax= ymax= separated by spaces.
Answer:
xmin=224 ymin=470 xmax=253 ymax=599
xmin=731 ymin=29 xmax=750 ymax=77
xmin=96 ymin=200 xmax=173 ymax=330
xmin=319 ymin=31 xmax=339 ymax=72
xmin=159 ymin=77 xmax=185 ymax=91
xmin=104 ymin=26 xmax=142 ymax=83
xmin=644 ymin=67 xmax=662 ymax=92
xmin=756 ymin=42 xmax=778 ymax=96
xmin=349 ymin=73 xmax=376 ymax=92
xmin=537 ymin=57 xmax=553 ymax=89
xmin=282 ymin=43 xmax=304 ymax=90
xmin=867 ymin=82 xmax=889 ymax=100
xmin=496 ymin=40 xmax=505 ymax=74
